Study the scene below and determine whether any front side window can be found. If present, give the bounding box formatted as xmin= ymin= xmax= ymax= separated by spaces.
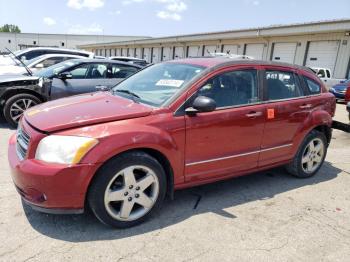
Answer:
xmin=197 ymin=70 xmax=259 ymax=108
xmin=304 ymin=77 xmax=321 ymax=94
xmin=265 ymin=70 xmax=303 ymax=100
xmin=112 ymin=63 xmax=205 ymax=107
xmin=69 ymin=64 xmax=90 ymax=79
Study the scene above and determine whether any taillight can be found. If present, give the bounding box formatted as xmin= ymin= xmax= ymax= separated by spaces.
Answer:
xmin=345 ymin=86 xmax=350 ymax=102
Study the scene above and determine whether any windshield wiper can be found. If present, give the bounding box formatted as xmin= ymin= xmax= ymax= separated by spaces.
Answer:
xmin=114 ymin=89 xmax=140 ymax=102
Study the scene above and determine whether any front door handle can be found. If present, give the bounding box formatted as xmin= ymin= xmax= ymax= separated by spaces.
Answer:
xmin=300 ymin=104 xmax=313 ymax=109
xmin=95 ymin=85 xmax=109 ymax=91
xmin=246 ymin=111 xmax=263 ymax=118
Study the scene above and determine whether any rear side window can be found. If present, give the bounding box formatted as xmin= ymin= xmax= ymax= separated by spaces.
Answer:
xmin=111 ymin=64 xmax=139 ymax=78
xmin=304 ymin=77 xmax=321 ymax=94
xmin=265 ymin=71 xmax=303 ymax=101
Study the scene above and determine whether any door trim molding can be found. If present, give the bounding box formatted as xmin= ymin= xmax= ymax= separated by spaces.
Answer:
xmin=186 ymin=143 xmax=293 ymax=167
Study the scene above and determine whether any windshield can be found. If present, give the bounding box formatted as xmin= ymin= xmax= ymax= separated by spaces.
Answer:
xmin=112 ymin=63 xmax=205 ymax=107
xmin=35 ymin=60 xmax=81 ymax=78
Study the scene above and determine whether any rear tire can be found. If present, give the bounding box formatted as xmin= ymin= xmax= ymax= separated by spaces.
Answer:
xmin=3 ymin=93 xmax=41 ymax=128
xmin=286 ymin=130 xmax=327 ymax=178
xmin=88 ymin=151 xmax=167 ymax=228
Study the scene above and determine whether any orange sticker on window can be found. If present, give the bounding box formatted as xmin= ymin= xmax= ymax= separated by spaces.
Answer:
xmin=267 ymin=108 xmax=275 ymax=119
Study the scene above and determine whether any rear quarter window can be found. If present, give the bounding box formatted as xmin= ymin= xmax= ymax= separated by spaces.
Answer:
xmin=304 ymin=77 xmax=321 ymax=95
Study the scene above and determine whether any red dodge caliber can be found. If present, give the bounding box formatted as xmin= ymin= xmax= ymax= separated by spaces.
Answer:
xmin=8 ymin=58 xmax=336 ymax=228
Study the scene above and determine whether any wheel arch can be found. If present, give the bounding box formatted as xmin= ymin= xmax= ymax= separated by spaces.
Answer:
xmin=0 ymin=88 xmax=46 ymax=106
xmin=84 ymin=147 xmax=175 ymax=211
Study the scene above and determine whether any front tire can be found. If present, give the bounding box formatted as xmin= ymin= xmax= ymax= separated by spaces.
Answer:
xmin=88 ymin=151 xmax=167 ymax=228
xmin=286 ymin=130 xmax=327 ymax=178
xmin=3 ymin=93 xmax=41 ymax=128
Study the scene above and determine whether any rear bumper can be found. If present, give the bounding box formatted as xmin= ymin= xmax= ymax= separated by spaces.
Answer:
xmin=8 ymin=133 xmax=98 ymax=212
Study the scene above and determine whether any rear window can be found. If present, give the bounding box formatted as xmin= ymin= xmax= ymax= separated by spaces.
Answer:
xmin=304 ymin=77 xmax=321 ymax=94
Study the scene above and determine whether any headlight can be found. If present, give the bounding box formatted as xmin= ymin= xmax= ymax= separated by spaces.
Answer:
xmin=35 ymin=135 xmax=98 ymax=164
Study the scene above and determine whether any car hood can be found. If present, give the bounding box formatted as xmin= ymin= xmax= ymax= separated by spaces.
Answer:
xmin=24 ymin=92 xmax=153 ymax=132
xmin=0 ymin=75 xmax=39 ymax=83
xmin=0 ymin=65 xmax=25 ymax=76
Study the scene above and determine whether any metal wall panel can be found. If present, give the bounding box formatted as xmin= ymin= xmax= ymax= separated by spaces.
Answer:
xmin=222 ymin=44 xmax=239 ymax=55
xmin=272 ymin=42 xmax=297 ymax=63
xmin=152 ymin=47 xmax=161 ymax=63
xmin=174 ymin=46 xmax=184 ymax=59
xmin=162 ymin=47 xmax=173 ymax=61
xmin=245 ymin=43 xmax=265 ymax=59
xmin=187 ymin=46 xmax=201 ymax=57
xmin=305 ymin=40 xmax=340 ymax=74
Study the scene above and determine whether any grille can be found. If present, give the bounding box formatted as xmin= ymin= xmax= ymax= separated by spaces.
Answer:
xmin=16 ymin=125 xmax=30 ymax=160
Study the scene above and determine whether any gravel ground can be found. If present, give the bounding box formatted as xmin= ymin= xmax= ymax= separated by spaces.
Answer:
xmin=0 ymin=104 xmax=349 ymax=262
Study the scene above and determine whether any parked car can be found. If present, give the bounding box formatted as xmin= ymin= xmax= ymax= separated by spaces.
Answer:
xmin=8 ymin=58 xmax=336 ymax=228
xmin=0 ymin=47 xmax=94 ymax=66
xmin=329 ymin=79 xmax=350 ymax=103
xmin=0 ymin=54 xmax=84 ymax=76
xmin=311 ymin=67 xmax=346 ymax=90
xmin=109 ymin=56 xmax=148 ymax=66
xmin=0 ymin=59 xmax=141 ymax=126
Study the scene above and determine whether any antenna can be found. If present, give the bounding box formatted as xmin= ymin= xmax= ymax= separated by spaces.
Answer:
xmin=5 ymin=48 xmax=33 ymax=76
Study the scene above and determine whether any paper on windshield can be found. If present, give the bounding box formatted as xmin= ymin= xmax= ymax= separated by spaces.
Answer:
xmin=156 ymin=79 xmax=184 ymax=88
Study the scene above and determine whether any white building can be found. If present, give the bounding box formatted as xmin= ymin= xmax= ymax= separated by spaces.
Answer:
xmin=0 ymin=32 xmax=150 ymax=52
xmin=79 ymin=19 xmax=350 ymax=79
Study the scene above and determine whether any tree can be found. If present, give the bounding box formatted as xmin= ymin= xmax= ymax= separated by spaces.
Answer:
xmin=0 ymin=24 xmax=21 ymax=33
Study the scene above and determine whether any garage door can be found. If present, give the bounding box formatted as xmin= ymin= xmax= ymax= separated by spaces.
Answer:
xmin=187 ymin=46 xmax=201 ymax=57
xmin=135 ymin=48 xmax=142 ymax=58
xmin=162 ymin=47 xmax=172 ymax=61
xmin=174 ymin=47 xmax=184 ymax=59
xmin=272 ymin=43 xmax=297 ymax=63
xmin=143 ymin=48 xmax=152 ymax=63
xmin=203 ymin=45 xmax=217 ymax=55
xmin=222 ymin=44 xmax=239 ymax=55
xmin=305 ymin=41 xmax=340 ymax=73
xmin=152 ymin=47 xmax=161 ymax=63
xmin=245 ymin=43 xmax=264 ymax=60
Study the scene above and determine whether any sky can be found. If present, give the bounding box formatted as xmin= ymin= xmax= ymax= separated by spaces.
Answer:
xmin=0 ymin=0 xmax=349 ymax=37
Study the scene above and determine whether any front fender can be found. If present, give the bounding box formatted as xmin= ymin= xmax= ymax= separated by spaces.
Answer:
xmin=57 ymin=116 xmax=185 ymax=189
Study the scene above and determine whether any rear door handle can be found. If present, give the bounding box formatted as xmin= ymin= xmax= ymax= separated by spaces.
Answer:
xmin=300 ymin=104 xmax=313 ymax=109
xmin=246 ymin=111 xmax=263 ymax=118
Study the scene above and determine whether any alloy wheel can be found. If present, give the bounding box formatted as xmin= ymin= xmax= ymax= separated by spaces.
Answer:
xmin=301 ymin=138 xmax=325 ymax=174
xmin=10 ymin=99 xmax=37 ymax=123
xmin=104 ymin=165 xmax=160 ymax=221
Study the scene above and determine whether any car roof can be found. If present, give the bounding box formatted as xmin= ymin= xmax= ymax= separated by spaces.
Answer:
xmin=69 ymin=58 xmax=143 ymax=68
xmin=32 ymin=54 xmax=85 ymax=59
xmin=110 ymin=56 xmax=146 ymax=61
xmin=167 ymin=57 xmax=314 ymax=73
xmin=20 ymin=47 xmax=93 ymax=55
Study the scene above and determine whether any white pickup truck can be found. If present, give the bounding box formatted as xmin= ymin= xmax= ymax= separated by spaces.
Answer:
xmin=311 ymin=67 xmax=346 ymax=90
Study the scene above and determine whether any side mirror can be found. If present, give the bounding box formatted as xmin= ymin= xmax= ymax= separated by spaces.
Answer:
xmin=185 ymin=96 xmax=216 ymax=115
xmin=57 ymin=72 xmax=72 ymax=80
xmin=35 ymin=63 xmax=44 ymax=69
xmin=20 ymin=55 xmax=26 ymax=62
